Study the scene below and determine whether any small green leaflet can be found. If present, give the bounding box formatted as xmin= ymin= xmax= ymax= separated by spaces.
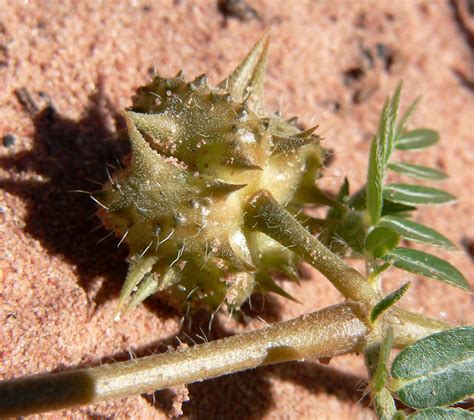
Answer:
xmin=370 ymin=283 xmax=410 ymax=323
xmin=391 ymin=327 xmax=474 ymax=409
xmin=407 ymin=408 xmax=474 ymax=419
xmin=396 ymin=129 xmax=439 ymax=150
xmin=382 ymin=200 xmax=417 ymax=217
xmin=367 ymin=122 xmax=387 ymax=225
xmin=380 ymin=216 xmax=456 ymax=250
xmin=388 ymin=162 xmax=448 ymax=180
xmin=383 ymin=184 xmax=456 ymax=206
xmin=367 ymin=86 xmax=401 ymax=226
xmin=387 ymin=82 xmax=402 ymax=163
xmin=388 ymin=247 xmax=469 ymax=290
xmin=365 ymin=226 xmax=400 ymax=258
xmin=396 ymin=95 xmax=421 ymax=139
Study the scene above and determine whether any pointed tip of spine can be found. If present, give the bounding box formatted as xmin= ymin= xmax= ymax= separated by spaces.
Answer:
xmin=123 ymin=112 xmax=151 ymax=162
xmin=296 ymin=125 xmax=319 ymax=138
xmin=191 ymin=74 xmax=208 ymax=89
xmin=204 ymin=179 xmax=247 ymax=198
xmin=271 ymin=132 xmax=320 ymax=156
xmin=282 ymin=265 xmax=301 ymax=283
xmin=287 ymin=116 xmax=298 ymax=126
xmin=122 ymin=275 xmax=160 ymax=315
xmin=257 ymin=272 xmax=301 ymax=304
xmin=124 ymin=266 xmax=182 ymax=315
xmin=217 ymin=33 xmax=270 ymax=109
xmin=175 ymin=70 xmax=185 ymax=80
xmin=115 ymin=254 xmax=158 ymax=318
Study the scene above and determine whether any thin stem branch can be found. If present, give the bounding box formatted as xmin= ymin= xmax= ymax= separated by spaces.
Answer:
xmin=244 ymin=190 xmax=378 ymax=305
xmin=0 ymin=303 xmax=368 ymax=417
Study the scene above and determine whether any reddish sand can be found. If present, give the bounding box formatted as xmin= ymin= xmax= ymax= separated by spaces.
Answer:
xmin=0 ymin=1 xmax=473 ymax=418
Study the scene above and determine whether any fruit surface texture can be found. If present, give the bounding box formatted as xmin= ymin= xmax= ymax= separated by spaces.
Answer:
xmin=97 ymin=36 xmax=324 ymax=314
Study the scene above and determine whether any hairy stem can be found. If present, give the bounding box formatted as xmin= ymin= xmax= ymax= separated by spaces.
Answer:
xmin=389 ymin=307 xmax=452 ymax=348
xmin=364 ymin=330 xmax=397 ymax=420
xmin=244 ymin=189 xmax=378 ymax=304
xmin=0 ymin=303 xmax=368 ymax=417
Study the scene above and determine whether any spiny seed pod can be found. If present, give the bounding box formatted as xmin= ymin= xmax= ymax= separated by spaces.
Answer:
xmin=96 ymin=34 xmax=325 ymax=317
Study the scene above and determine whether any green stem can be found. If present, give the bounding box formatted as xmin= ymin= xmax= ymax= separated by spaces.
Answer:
xmin=0 ymin=303 xmax=368 ymax=417
xmin=364 ymin=330 xmax=397 ymax=420
xmin=244 ymin=189 xmax=378 ymax=305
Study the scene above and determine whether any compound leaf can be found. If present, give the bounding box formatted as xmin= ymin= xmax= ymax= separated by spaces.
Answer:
xmin=391 ymin=327 xmax=474 ymax=409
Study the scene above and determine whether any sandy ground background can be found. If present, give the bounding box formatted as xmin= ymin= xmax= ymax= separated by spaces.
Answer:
xmin=0 ymin=0 xmax=473 ymax=418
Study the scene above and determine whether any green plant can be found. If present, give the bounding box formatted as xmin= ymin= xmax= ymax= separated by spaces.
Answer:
xmin=0 ymin=36 xmax=472 ymax=419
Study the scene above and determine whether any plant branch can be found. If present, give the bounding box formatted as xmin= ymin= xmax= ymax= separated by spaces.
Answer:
xmin=389 ymin=307 xmax=452 ymax=348
xmin=0 ymin=303 xmax=368 ymax=417
xmin=244 ymin=189 xmax=378 ymax=305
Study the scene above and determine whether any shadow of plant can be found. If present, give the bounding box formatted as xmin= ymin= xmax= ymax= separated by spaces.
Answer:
xmin=184 ymin=360 xmax=370 ymax=419
xmin=0 ymin=86 xmax=129 ymax=304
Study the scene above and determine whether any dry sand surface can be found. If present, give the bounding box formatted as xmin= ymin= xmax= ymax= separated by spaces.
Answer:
xmin=0 ymin=0 xmax=473 ymax=418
